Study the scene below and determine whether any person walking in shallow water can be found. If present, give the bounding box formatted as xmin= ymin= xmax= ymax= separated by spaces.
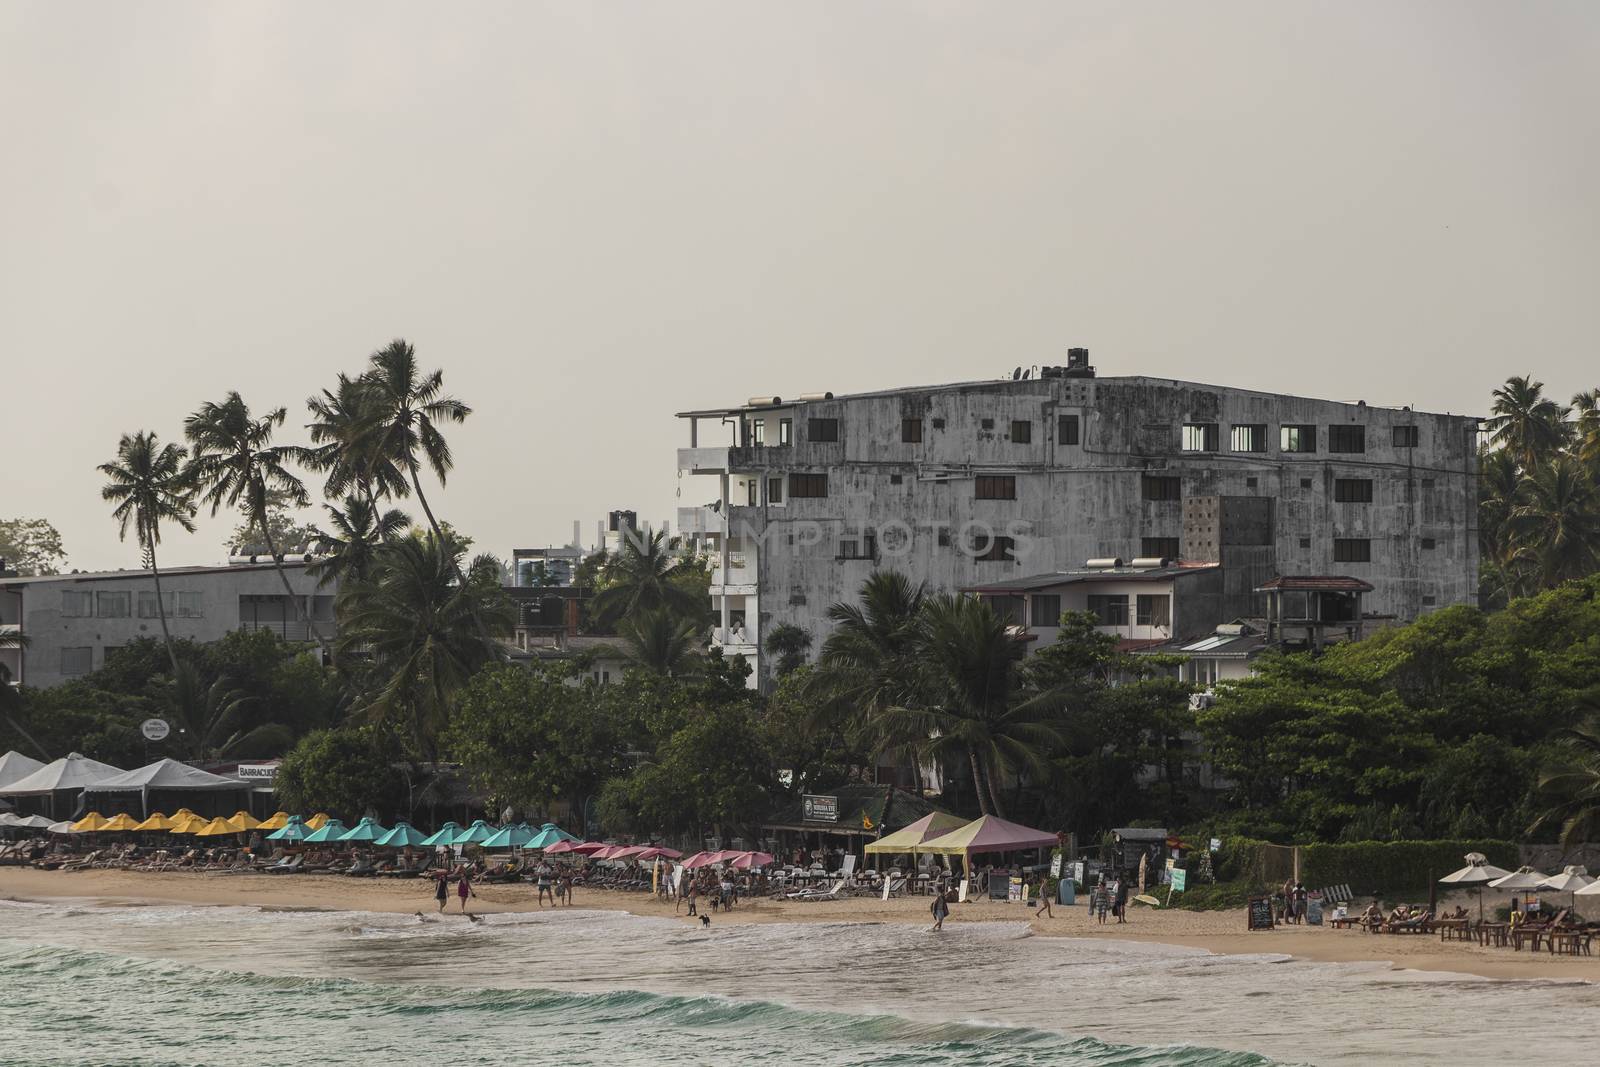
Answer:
xmin=457 ymin=866 xmax=477 ymax=914
xmin=433 ymin=869 xmax=450 ymax=913
xmin=930 ymin=890 xmax=949 ymax=931
xmin=1035 ymin=878 xmax=1054 ymax=919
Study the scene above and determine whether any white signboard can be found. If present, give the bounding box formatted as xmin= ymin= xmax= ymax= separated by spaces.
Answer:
xmin=140 ymin=718 xmax=170 ymax=742
xmin=235 ymin=763 xmax=278 ymax=782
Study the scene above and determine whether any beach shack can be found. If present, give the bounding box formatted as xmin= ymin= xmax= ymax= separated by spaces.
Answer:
xmin=760 ymin=784 xmax=950 ymax=868
xmin=1110 ymin=827 xmax=1171 ymax=881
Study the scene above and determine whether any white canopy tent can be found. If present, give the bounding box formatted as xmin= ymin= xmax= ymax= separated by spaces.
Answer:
xmin=81 ymin=758 xmax=247 ymax=818
xmin=1438 ymin=852 xmax=1513 ymax=920
xmin=0 ymin=753 xmax=125 ymax=819
xmin=0 ymin=751 xmax=46 ymax=791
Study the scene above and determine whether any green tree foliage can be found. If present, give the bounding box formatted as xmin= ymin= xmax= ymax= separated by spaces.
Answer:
xmin=763 ymin=623 xmax=813 ymax=676
xmin=445 ymin=663 xmax=625 ymax=815
xmin=618 ymin=607 xmax=702 ymax=677
xmin=589 ymin=529 xmax=710 ymax=632
xmin=0 ymin=518 xmax=67 ymax=575
xmin=275 ymin=726 xmax=407 ymax=821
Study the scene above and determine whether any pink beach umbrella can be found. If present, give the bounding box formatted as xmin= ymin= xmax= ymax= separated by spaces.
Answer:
xmin=729 ymin=851 xmax=775 ymax=870
xmin=608 ymin=845 xmax=651 ymax=860
xmin=543 ymin=840 xmax=579 ymax=855
xmin=682 ymin=851 xmax=720 ymax=869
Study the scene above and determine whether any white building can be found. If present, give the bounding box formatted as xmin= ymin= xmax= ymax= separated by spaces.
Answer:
xmin=675 ymin=357 xmax=1479 ymax=688
xmin=0 ymin=560 xmax=335 ymax=688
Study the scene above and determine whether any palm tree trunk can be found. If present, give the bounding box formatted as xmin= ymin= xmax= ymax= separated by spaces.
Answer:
xmin=147 ymin=540 xmax=181 ymax=676
xmin=982 ymin=753 xmax=1008 ymax=819
xmin=968 ymin=748 xmax=992 ymax=816
xmin=408 ymin=461 xmax=497 ymax=649
xmin=257 ymin=514 xmax=331 ymax=652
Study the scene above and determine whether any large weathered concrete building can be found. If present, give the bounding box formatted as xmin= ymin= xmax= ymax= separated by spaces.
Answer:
xmin=677 ymin=353 xmax=1480 ymax=688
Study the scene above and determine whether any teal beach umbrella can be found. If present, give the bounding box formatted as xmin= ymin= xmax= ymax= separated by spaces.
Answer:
xmin=373 ymin=821 xmax=429 ymax=848
xmin=302 ymin=818 xmax=349 ymax=844
xmin=337 ymin=816 xmax=390 ymax=843
xmin=265 ymin=815 xmax=310 ymax=842
xmin=451 ymin=819 xmax=496 ymax=846
xmin=419 ymin=822 xmax=461 ymax=848
xmin=526 ymin=823 xmax=579 ymax=850
xmin=480 ymin=822 xmax=536 ymax=850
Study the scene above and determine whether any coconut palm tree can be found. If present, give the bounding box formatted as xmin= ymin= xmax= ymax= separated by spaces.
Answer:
xmin=97 ymin=431 xmax=197 ymax=675
xmin=1572 ymin=389 xmax=1600 ymax=473
xmin=590 ymin=528 xmax=706 ymax=629
xmin=1507 ymin=456 xmax=1600 ymax=590
xmin=164 ymin=661 xmax=292 ymax=761
xmin=874 ymin=594 xmax=1066 ymax=817
xmin=359 ymin=340 xmax=470 ymax=558
xmin=1478 ymin=448 xmax=1532 ymax=604
xmin=183 ymin=392 xmax=329 ymax=650
xmin=307 ymin=495 xmax=411 ymax=589
xmin=1528 ymin=716 xmax=1600 ymax=847
xmin=618 ymin=608 xmax=703 ymax=678
xmin=804 ymin=570 xmax=925 ymax=734
xmin=335 ymin=532 xmax=513 ymax=757
xmin=1484 ymin=375 xmax=1570 ymax=471
xmin=303 ymin=373 xmax=409 ymax=505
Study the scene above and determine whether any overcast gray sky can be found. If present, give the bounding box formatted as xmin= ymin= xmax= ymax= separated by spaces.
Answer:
xmin=2 ymin=1 xmax=1596 ymax=571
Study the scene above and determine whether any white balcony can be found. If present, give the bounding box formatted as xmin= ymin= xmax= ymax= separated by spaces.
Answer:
xmin=678 ymin=447 xmax=732 ymax=475
xmin=711 ymin=628 xmax=759 ymax=658
xmin=709 ymin=550 xmax=757 ymax=594
xmin=677 ymin=505 xmax=724 ymax=537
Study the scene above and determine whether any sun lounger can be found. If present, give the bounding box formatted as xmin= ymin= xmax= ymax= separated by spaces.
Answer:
xmin=1382 ymin=912 xmax=1434 ymax=934
xmin=787 ymin=878 xmax=846 ymax=901
xmin=266 ymin=854 xmax=304 ymax=875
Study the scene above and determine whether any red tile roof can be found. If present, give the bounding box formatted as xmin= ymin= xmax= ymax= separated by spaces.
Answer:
xmin=1255 ymin=576 xmax=1374 ymax=593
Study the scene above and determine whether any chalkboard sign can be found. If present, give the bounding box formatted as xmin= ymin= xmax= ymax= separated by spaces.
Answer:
xmin=1247 ymin=895 xmax=1274 ymax=931
xmin=989 ymin=869 xmax=1012 ymax=900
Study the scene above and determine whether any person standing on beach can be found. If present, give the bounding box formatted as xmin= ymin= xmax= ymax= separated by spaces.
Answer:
xmin=1114 ymin=879 xmax=1128 ymax=924
xmin=433 ymin=869 xmax=450 ymax=913
xmin=930 ymin=889 xmax=949 ymax=931
xmin=457 ymin=865 xmax=477 ymax=914
xmin=1035 ymin=878 xmax=1054 ymax=920
xmin=536 ymin=864 xmax=554 ymax=907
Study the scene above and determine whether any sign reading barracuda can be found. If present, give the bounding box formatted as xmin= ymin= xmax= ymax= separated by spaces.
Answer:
xmin=802 ymin=794 xmax=838 ymax=823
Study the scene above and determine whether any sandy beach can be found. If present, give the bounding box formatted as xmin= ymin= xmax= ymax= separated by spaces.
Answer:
xmin=2 ymin=866 xmax=1591 ymax=983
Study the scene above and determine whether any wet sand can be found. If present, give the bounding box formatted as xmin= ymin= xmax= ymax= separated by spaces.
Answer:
xmin=2 ymin=866 xmax=1592 ymax=982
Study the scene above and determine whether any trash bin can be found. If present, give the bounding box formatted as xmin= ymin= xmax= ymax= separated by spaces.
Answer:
xmin=1058 ymin=879 xmax=1076 ymax=906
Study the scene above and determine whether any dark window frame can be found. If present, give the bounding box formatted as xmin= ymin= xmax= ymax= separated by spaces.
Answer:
xmin=972 ymin=534 xmax=1017 ymax=563
xmin=1136 ymin=594 xmax=1171 ymax=627
xmin=1393 ymin=425 xmax=1419 ymax=448
xmin=974 ymin=475 xmax=1017 ymax=500
xmin=1181 ymin=423 xmax=1219 ymax=452
xmin=1141 ymin=536 xmax=1180 ymax=558
xmin=1334 ymin=478 xmax=1374 ymax=503
xmin=1333 ymin=538 xmax=1372 ymax=563
xmin=1058 ymin=413 xmax=1080 ymax=445
xmin=1030 ymin=594 xmax=1063 ymax=628
xmin=1141 ymin=475 xmax=1182 ymax=501
xmin=1010 ymin=420 xmax=1032 ymax=444
xmin=1328 ymin=424 xmax=1366 ymax=453
xmin=1281 ymin=424 xmax=1317 ymax=453
xmin=1086 ymin=594 xmax=1130 ymax=626
xmin=902 ymin=417 xmax=923 ymax=444
xmin=807 ymin=417 xmax=839 ymax=443
xmin=1230 ymin=423 xmax=1268 ymax=453
xmin=788 ymin=472 xmax=829 ymax=498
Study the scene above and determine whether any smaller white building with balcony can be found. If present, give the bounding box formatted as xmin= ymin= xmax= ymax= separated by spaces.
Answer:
xmin=0 ymin=560 xmax=335 ymax=688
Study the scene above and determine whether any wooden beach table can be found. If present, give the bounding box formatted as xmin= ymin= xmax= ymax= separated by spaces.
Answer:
xmin=1546 ymin=930 xmax=1592 ymax=956
xmin=1436 ymin=918 xmax=1472 ymax=942
xmin=1477 ymin=921 xmax=1510 ymax=948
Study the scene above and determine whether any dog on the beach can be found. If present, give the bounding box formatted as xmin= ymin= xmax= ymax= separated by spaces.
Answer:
xmin=699 ymin=914 xmax=711 ymax=927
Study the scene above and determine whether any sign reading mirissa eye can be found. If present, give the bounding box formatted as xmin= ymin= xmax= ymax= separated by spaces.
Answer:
xmin=802 ymin=794 xmax=838 ymax=823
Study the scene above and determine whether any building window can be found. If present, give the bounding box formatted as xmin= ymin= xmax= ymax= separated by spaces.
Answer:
xmin=889 ymin=473 xmax=903 ymax=486
xmin=1328 ymin=425 xmax=1366 ymax=453
xmin=751 ymin=420 xmax=766 ymax=446
xmin=138 ymin=591 xmax=174 ymax=619
xmin=1393 ymin=425 xmax=1419 ymax=448
xmin=745 ymin=480 xmax=759 ymax=506
xmin=1246 ymin=477 xmax=1258 ymax=489
xmin=1010 ymin=420 xmax=1032 ymax=443
xmin=1230 ymin=424 xmax=1267 ymax=453
xmin=1421 ymin=537 xmax=1436 ymax=550
xmin=807 ymin=418 xmax=839 ymax=443
xmin=1421 ymin=478 xmax=1435 ymax=490
xmin=1334 ymin=478 xmax=1374 ymax=503
xmin=974 ymin=475 xmax=1017 ymax=500
xmin=1030 ymin=594 xmax=1062 ymax=627
xmin=779 ymin=418 xmax=792 ymax=445
xmin=1141 ymin=476 xmax=1182 ymax=501
xmin=60 ymin=646 xmax=93 ymax=677
xmin=61 ymin=590 xmax=94 ymax=617
xmin=175 ymin=591 xmax=203 ymax=618
xmin=96 ymin=591 xmax=131 ymax=618
xmin=1136 ymin=594 xmax=1171 ymax=627
xmin=1086 ymin=594 xmax=1129 ymax=626
xmin=1182 ymin=423 xmax=1219 ymax=452
xmin=1298 ymin=537 xmax=1312 ymax=549
xmin=971 ymin=534 xmax=1016 ymax=562
xmin=1300 ymin=478 xmax=1313 ymax=489
xmin=1422 ymin=595 xmax=1437 ymax=607
xmin=1142 ymin=537 xmax=1180 ymax=559
xmin=768 ymin=478 xmax=783 ymax=504
xmin=902 ymin=418 xmax=923 ymax=444
xmin=788 ymin=473 xmax=829 ymax=498
xmin=1058 ymin=414 xmax=1080 ymax=445
xmin=932 ymin=417 xmax=945 ymax=430
xmin=837 ymin=532 xmax=877 ymax=561
xmin=1333 ymin=538 xmax=1372 ymax=563
xmin=1281 ymin=425 xmax=1317 ymax=453
xmin=936 ymin=528 xmax=952 ymax=547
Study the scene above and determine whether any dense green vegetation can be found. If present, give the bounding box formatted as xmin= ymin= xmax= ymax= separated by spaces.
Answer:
xmin=4 ymin=369 xmax=1600 ymax=853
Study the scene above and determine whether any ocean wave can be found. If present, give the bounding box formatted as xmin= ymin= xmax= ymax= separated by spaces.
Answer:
xmin=0 ymin=940 xmax=1283 ymax=1066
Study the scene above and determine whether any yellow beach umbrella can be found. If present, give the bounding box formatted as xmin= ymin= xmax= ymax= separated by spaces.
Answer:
xmin=168 ymin=813 xmax=208 ymax=834
xmin=71 ymin=811 xmax=108 ymax=832
xmin=256 ymin=811 xmax=291 ymax=831
xmin=229 ymin=811 xmax=261 ymax=830
xmin=305 ymin=813 xmax=330 ymax=830
xmin=98 ymin=814 xmax=141 ymax=832
xmin=194 ymin=817 xmax=239 ymax=837
xmin=133 ymin=812 xmax=173 ymax=831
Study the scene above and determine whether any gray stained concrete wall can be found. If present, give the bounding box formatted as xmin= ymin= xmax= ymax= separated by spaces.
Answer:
xmin=709 ymin=375 xmax=1479 ymax=672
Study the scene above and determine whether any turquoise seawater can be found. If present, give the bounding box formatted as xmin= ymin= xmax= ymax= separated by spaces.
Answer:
xmin=0 ymin=898 xmax=1592 ymax=1065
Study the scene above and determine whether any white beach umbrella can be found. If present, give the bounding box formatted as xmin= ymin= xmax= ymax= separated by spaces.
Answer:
xmin=1439 ymin=853 xmax=1514 ymax=920
xmin=1574 ymin=879 xmax=1600 ymax=897
xmin=45 ymin=820 xmax=76 ymax=834
xmin=1489 ymin=866 xmax=1549 ymax=890
xmin=1537 ymin=866 xmax=1593 ymax=910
